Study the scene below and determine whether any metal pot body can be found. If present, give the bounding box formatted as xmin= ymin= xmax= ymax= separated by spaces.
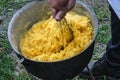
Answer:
xmin=8 ymin=1 xmax=98 ymax=80
xmin=22 ymin=42 xmax=94 ymax=80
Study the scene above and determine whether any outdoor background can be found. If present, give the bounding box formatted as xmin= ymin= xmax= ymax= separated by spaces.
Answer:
xmin=0 ymin=0 xmax=111 ymax=80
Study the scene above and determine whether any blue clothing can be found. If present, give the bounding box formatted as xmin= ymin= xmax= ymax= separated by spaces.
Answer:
xmin=108 ymin=0 xmax=120 ymax=19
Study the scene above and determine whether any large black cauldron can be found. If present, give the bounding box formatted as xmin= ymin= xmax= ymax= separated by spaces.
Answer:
xmin=8 ymin=0 xmax=98 ymax=80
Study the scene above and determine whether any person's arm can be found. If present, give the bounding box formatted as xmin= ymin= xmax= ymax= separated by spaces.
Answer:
xmin=47 ymin=0 xmax=76 ymax=21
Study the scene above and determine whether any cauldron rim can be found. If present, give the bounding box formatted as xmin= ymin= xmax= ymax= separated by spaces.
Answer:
xmin=8 ymin=0 xmax=98 ymax=63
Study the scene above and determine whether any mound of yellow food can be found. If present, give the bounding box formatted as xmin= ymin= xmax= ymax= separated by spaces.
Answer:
xmin=20 ymin=12 xmax=94 ymax=62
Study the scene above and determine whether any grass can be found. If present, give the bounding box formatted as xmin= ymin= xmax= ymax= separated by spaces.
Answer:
xmin=0 ymin=51 xmax=15 ymax=80
xmin=96 ymin=24 xmax=111 ymax=44
xmin=0 ymin=0 xmax=111 ymax=80
xmin=0 ymin=0 xmax=30 ymax=80
xmin=0 ymin=35 xmax=15 ymax=80
xmin=94 ymin=7 xmax=111 ymax=44
xmin=0 ymin=31 xmax=30 ymax=80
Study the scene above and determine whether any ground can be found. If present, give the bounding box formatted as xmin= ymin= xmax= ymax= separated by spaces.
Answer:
xmin=0 ymin=0 xmax=111 ymax=80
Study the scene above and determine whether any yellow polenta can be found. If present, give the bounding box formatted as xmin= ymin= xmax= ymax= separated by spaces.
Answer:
xmin=20 ymin=12 xmax=94 ymax=62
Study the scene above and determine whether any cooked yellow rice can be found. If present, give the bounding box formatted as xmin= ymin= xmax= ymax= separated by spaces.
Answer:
xmin=20 ymin=12 xmax=94 ymax=62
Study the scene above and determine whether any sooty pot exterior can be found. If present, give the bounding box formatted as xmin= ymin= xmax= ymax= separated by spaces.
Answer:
xmin=21 ymin=42 xmax=94 ymax=80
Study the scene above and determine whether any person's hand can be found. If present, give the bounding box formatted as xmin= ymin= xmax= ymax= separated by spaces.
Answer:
xmin=48 ymin=0 xmax=76 ymax=21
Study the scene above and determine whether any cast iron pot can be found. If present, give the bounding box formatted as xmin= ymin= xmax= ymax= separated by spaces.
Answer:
xmin=8 ymin=0 xmax=98 ymax=80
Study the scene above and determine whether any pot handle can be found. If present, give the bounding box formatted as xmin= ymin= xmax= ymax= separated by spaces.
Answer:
xmin=13 ymin=51 xmax=31 ymax=66
xmin=13 ymin=51 xmax=25 ymax=63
